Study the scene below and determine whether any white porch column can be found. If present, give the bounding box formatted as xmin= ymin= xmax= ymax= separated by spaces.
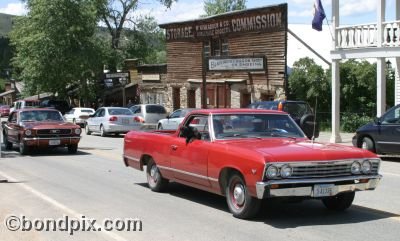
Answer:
xmin=395 ymin=1 xmax=400 ymax=105
xmin=330 ymin=0 xmax=341 ymax=143
xmin=377 ymin=58 xmax=386 ymax=116
xmin=395 ymin=58 xmax=400 ymax=105
xmin=376 ymin=0 xmax=386 ymax=117
xmin=331 ymin=60 xmax=342 ymax=143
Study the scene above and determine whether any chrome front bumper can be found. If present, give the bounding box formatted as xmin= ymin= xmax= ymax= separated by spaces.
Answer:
xmin=255 ymin=175 xmax=382 ymax=199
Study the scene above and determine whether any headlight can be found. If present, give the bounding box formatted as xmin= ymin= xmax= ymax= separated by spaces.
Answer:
xmin=351 ymin=161 xmax=361 ymax=174
xmin=266 ymin=165 xmax=279 ymax=178
xmin=361 ymin=160 xmax=372 ymax=174
xmin=74 ymin=128 xmax=81 ymax=135
xmin=25 ymin=129 xmax=32 ymax=136
xmin=280 ymin=165 xmax=292 ymax=178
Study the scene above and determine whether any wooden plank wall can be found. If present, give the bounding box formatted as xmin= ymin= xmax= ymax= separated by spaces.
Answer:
xmin=166 ymin=30 xmax=286 ymax=87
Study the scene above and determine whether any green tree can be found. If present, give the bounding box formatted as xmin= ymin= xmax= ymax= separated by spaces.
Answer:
xmin=288 ymin=57 xmax=330 ymax=112
xmin=10 ymin=0 xmax=105 ymax=104
xmin=96 ymin=0 xmax=176 ymax=69
xmin=203 ymin=0 xmax=246 ymax=16
xmin=125 ymin=16 xmax=166 ymax=64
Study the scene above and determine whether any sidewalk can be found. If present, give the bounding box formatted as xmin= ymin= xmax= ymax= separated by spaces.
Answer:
xmin=315 ymin=131 xmax=354 ymax=146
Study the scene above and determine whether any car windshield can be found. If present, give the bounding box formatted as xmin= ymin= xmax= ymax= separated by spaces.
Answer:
xmin=211 ymin=114 xmax=305 ymax=139
xmin=81 ymin=109 xmax=94 ymax=113
xmin=25 ymin=101 xmax=41 ymax=107
xmin=108 ymin=108 xmax=133 ymax=115
xmin=20 ymin=110 xmax=63 ymax=122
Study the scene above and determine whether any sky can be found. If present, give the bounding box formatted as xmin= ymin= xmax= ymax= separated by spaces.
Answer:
xmin=0 ymin=0 xmax=398 ymax=67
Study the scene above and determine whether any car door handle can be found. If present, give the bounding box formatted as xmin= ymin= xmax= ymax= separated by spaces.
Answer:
xmin=171 ymin=145 xmax=178 ymax=151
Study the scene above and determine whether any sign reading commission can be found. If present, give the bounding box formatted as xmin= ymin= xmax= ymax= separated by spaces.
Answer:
xmin=160 ymin=4 xmax=287 ymax=42
xmin=207 ymin=56 xmax=266 ymax=72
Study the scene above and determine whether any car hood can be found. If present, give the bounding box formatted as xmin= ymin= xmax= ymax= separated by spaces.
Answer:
xmin=218 ymin=138 xmax=376 ymax=162
xmin=21 ymin=121 xmax=78 ymax=129
xmin=357 ymin=121 xmax=375 ymax=132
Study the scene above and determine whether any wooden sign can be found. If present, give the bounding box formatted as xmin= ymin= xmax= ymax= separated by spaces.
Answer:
xmin=206 ymin=56 xmax=266 ymax=72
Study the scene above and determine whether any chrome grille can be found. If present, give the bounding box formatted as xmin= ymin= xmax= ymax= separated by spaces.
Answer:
xmin=37 ymin=129 xmax=72 ymax=135
xmin=267 ymin=159 xmax=380 ymax=179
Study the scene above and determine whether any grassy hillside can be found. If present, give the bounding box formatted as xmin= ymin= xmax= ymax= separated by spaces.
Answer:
xmin=0 ymin=13 xmax=15 ymax=37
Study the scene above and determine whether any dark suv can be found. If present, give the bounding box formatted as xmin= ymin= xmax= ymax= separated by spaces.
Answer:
xmin=40 ymin=99 xmax=71 ymax=115
xmin=247 ymin=100 xmax=319 ymax=139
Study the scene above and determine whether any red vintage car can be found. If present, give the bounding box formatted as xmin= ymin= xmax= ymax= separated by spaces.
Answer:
xmin=123 ymin=109 xmax=382 ymax=219
xmin=2 ymin=108 xmax=81 ymax=155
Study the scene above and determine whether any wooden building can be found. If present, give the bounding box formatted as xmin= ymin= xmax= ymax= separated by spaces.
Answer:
xmin=159 ymin=3 xmax=288 ymax=110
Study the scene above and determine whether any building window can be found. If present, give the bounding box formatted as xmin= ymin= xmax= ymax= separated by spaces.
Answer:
xmin=203 ymin=39 xmax=228 ymax=57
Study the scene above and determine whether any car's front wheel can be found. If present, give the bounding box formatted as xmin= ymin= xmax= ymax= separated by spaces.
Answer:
xmin=361 ymin=137 xmax=375 ymax=153
xmin=322 ymin=192 xmax=355 ymax=211
xmin=19 ymin=140 xmax=29 ymax=155
xmin=3 ymin=133 xmax=12 ymax=150
xmin=85 ymin=123 xmax=92 ymax=135
xmin=225 ymin=173 xmax=261 ymax=219
xmin=68 ymin=144 xmax=78 ymax=154
xmin=146 ymin=159 xmax=168 ymax=192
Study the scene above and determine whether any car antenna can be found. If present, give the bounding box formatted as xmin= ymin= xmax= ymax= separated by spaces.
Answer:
xmin=311 ymin=92 xmax=318 ymax=144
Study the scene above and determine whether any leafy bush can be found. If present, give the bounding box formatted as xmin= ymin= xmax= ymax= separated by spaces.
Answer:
xmin=341 ymin=113 xmax=374 ymax=132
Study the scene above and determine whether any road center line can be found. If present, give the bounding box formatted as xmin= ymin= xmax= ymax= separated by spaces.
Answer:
xmin=0 ymin=170 xmax=128 ymax=241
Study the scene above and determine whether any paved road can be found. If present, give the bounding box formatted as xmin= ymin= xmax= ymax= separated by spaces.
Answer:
xmin=1 ymin=131 xmax=400 ymax=241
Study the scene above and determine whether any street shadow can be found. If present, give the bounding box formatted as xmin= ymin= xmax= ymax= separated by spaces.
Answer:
xmin=135 ymin=182 xmax=398 ymax=227
xmin=0 ymin=146 xmax=92 ymax=157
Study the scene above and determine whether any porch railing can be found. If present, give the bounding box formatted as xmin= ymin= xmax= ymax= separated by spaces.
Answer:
xmin=336 ymin=20 xmax=400 ymax=49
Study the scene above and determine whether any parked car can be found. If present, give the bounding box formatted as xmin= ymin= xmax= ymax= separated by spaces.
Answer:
xmin=353 ymin=103 xmax=400 ymax=154
xmin=64 ymin=107 xmax=95 ymax=126
xmin=123 ymin=108 xmax=382 ymax=219
xmin=0 ymin=105 xmax=10 ymax=117
xmin=248 ymin=100 xmax=319 ymax=139
xmin=13 ymin=99 xmax=41 ymax=112
xmin=2 ymin=108 xmax=81 ymax=155
xmin=85 ymin=107 xmax=138 ymax=136
xmin=157 ymin=108 xmax=198 ymax=130
xmin=129 ymin=104 xmax=168 ymax=129
xmin=40 ymin=99 xmax=70 ymax=115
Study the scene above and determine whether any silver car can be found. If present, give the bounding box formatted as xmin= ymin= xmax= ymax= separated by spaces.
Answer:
xmin=129 ymin=104 xmax=168 ymax=130
xmin=64 ymin=107 xmax=95 ymax=126
xmin=85 ymin=107 xmax=139 ymax=136
xmin=157 ymin=108 xmax=198 ymax=130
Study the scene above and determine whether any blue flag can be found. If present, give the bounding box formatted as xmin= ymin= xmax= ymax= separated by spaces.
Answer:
xmin=312 ymin=0 xmax=326 ymax=31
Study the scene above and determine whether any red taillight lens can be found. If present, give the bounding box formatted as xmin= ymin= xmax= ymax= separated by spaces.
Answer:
xmin=134 ymin=116 xmax=145 ymax=123
xmin=109 ymin=116 xmax=118 ymax=122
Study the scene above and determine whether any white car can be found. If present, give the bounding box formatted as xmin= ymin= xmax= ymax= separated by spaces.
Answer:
xmin=157 ymin=108 xmax=198 ymax=130
xmin=64 ymin=108 xmax=95 ymax=126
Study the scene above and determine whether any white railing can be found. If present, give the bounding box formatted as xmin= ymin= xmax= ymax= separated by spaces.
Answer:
xmin=336 ymin=21 xmax=400 ymax=49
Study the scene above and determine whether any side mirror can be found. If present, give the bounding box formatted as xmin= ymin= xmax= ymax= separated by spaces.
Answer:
xmin=374 ymin=117 xmax=381 ymax=125
xmin=180 ymin=126 xmax=200 ymax=144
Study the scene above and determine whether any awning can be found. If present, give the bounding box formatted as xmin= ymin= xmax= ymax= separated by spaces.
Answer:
xmin=187 ymin=78 xmax=246 ymax=83
xmin=0 ymin=90 xmax=15 ymax=97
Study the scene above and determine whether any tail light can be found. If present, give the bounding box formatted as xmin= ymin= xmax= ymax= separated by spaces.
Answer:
xmin=278 ymin=102 xmax=283 ymax=111
xmin=109 ymin=116 xmax=118 ymax=122
xmin=134 ymin=116 xmax=145 ymax=123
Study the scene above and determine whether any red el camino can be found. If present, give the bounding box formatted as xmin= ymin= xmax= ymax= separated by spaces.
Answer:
xmin=2 ymin=108 xmax=81 ymax=155
xmin=123 ymin=109 xmax=382 ymax=219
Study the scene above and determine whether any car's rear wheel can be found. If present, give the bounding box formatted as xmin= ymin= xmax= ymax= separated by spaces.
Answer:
xmin=100 ymin=125 xmax=106 ymax=137
xmin=19 ymin=140 xmax=29 ymax=155
xmin=85 ymin=123 xmax=92 ymax=135
xmin=225 ymin=173 xmax=261 ymax=219
xmin=361 ymin=137 xmax=375 ymax=153
xmin=68 ymin=144 xmax=78 ymax=154
xmin=322 ymin=192 xmax=355 ymax=211
xmin=3 ymin=133 xmax=12 ymax=150
xmin=72 ymin=118 xmax=76 ymax=124
xmin=146 ymin=159 xmax=168 ymax=192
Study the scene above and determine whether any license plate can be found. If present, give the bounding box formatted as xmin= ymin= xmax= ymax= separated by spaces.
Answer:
xmin=122 ymin=119 xmax=129 ymax=124
xmin=49 ymin=139 xmax=61 ymax=146
xmin=313 ymin=184 xmax=335 ymax=197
